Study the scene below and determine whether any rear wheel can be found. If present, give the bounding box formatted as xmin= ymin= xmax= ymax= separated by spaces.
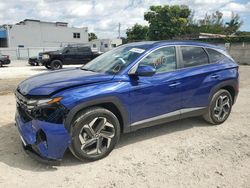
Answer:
xmin=50 ymin=60 xmax=62 ymax=70
xmin=0 ymin=61 xmax=3 ymax=67
xmin=69 ymin=107 xmax=120 ymax=161
xmin=203 ymin=89 xmax=232 ymax=125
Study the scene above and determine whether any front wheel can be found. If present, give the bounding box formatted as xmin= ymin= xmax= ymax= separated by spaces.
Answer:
xmin=69 ymin=107 xmax=120 ymax=161
xmin=50 ymin=60 xmax=62 ymax=70
xmin=45 ymin=63 xmax=51 ymax=69
xmin=203 ymin=89 xmax=233 ymax=125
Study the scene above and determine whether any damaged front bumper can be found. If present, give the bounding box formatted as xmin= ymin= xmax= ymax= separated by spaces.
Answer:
xmin=15 ymin=111 xmax=71 ymax=164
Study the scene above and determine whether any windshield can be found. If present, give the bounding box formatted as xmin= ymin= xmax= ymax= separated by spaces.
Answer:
xmin=81 ymin=45 xmax=146 ymax=74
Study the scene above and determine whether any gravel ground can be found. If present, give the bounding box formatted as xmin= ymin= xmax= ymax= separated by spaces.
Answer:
xmin=0 ymin=64 xmax=249 ymax=188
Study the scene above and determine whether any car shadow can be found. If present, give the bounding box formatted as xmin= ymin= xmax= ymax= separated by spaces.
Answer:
xmin=0 ymin=117 xmax=211 ymax=170
xmin=117 ymin=117 xmax=209 ymax=149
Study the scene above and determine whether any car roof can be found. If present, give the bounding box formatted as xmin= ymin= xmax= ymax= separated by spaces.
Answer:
xmin=126 ymin=40 xmax=225 ymax=51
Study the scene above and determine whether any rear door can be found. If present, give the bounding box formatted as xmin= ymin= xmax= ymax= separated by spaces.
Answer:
xmin=176 ymin=46 xmax=222 ymax=115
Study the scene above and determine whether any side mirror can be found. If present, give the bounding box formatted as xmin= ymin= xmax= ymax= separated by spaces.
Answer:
xmin=64 ymin=49 xmax=70 ymax=53
xmin=134 ymin=65 xmax=156 ymax=77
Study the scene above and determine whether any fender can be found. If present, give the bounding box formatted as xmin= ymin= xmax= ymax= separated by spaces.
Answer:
xmin=64 ymin=96 xmax=129 ymax=133
xmin=208 ymin=79 xmax=239 ymax=105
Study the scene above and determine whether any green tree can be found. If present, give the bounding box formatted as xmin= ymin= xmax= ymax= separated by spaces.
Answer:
xmin=144 ymin=5 xmax=191 ymax=40
xmin=126 ymin=24 xmax=149 ymax=41
xmin=198 ymin=11 xmax=225 ymax=34
xmin=88 ymin=32 xmax=98 ymax=41
xmin=225 ymin=12 xmax=243 ymax=35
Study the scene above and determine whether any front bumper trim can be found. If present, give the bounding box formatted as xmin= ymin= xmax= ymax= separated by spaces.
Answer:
xmin=22 ymin=144 xmax=61 ymax=166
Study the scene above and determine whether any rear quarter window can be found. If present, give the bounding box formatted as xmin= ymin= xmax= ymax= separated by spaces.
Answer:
xmin=206 ymin=48 xmax=227 ymax=63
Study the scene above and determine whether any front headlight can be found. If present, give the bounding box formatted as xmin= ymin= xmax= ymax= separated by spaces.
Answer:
xmin=27 ymin=97 xmax=63 ymax=107
xmin=42 ymin=54 xmax=50 ymax=60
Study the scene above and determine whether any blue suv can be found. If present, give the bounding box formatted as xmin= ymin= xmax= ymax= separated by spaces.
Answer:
xmin=15 ymin=41 xmax=239 ymax=163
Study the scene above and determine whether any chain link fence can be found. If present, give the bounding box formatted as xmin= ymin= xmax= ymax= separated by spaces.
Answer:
xmin=0 ymin=47 xmax=59 ymax=60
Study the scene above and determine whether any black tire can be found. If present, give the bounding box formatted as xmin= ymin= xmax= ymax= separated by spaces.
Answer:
xmin=50 ymin=60 xmax=62 ymax=70
xmin=45 ymin=63 xmax=51 ymax=69
xmin=0 ymin=61 xmax=3 ymax=67
xmin=203 ymin=89 xmax=233 ymax=125
xmin=69 ymin=107 xmax=120 ymax=162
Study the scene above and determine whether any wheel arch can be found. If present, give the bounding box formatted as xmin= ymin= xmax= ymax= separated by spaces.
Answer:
xmin=64 ymin=96 xmax=129 ymax=134
xmin=221 ymin=85 xmax=236 ymax=104
xmin=209 ymin=79 xmax=238 ymax=105
xmin=49 ymin=58 xmax=63 ymax=65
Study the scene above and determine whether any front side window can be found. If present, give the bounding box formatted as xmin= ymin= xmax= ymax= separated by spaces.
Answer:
xmin=181 ymin=46 xmax=209 ymax=68
xmin=63 ymin=47 xmax=77 ymax=53
xmin=68 ymin=47 xmax=77 ymax=53
xmin=206 ymin=48 xmax=226 ymax=63
xmin=77 ymin=47 xmax=90 ymax=53
xmin=139 ymin=46 xmax=176 ymax=73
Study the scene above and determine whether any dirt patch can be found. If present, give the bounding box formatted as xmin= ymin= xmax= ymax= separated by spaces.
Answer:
xmin=0 ymin=78 xmax=25 ymax=95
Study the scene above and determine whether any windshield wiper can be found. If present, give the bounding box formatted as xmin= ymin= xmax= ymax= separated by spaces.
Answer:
xmin=81 ymin=67 xmax=96 ymax=72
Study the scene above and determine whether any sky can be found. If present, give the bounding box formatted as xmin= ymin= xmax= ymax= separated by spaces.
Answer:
xmin=0 ymin=0 xmax=249 ymax=38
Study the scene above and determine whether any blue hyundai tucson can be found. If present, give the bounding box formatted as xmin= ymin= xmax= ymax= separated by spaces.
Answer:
xmin=15 ymin=41 xmax=239 ymax=163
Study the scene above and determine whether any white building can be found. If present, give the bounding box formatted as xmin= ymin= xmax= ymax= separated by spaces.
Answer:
xmin=3 ymin=19 xmax=88 ymax=48
xmin=90 ymin=38 xmax=122 ymax=52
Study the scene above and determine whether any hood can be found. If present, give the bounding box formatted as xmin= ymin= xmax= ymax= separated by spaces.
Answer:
xmin=39 ymin=50 xmax=60 ymax=55
xmin=18 ymin=68 xmax=114 ymax=96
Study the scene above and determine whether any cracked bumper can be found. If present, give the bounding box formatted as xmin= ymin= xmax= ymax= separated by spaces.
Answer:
xmin=15 ymin=111 xmax=71 ymax=163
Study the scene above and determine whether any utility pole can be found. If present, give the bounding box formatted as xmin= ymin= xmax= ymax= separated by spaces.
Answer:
xmin=118 ymin=23 xmax=121 ymax=39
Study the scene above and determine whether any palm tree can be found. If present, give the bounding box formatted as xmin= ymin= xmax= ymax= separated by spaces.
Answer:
xmin=225 ymin=12 xmax=243 ymax=35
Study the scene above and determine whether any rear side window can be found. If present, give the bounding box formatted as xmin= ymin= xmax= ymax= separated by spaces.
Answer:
xmin=206 ymin=48 xmax=226 ymax=63
xmin=181 ymin=46 xmax=209 ymax=68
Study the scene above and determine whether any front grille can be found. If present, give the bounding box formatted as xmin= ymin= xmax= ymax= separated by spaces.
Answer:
xmin=15 ymin=90 xmax=33 ymax=122
xmin=17 ymin=105 xmax=32 ymax=122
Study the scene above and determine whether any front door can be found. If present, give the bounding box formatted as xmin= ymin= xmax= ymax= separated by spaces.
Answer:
xmin=77 ymin=47 xmax=93 ymax=64
xmin=129 ymin=46 xmax=182 ymax=129
xmin=63 ymin=47 xmax=78 ymax=64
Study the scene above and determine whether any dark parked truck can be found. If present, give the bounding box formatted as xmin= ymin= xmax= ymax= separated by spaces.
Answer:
xmin=0 ymin=53 xmax=11 ymax=67
xmin=40 ymin=45 xmax=102 ymax=70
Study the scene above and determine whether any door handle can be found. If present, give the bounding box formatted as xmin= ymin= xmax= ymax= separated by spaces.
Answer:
xmin=211 ymin=74 xmax=219 ymax=79
xmin=169 ymin=82 xmax=180 ymax=87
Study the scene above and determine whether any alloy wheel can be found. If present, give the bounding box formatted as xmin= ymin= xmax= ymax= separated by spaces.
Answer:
xmin=78 ymin=117 xmax=115 ymax=156
xmin=213 ymin=95 xmax=231 ymax=121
